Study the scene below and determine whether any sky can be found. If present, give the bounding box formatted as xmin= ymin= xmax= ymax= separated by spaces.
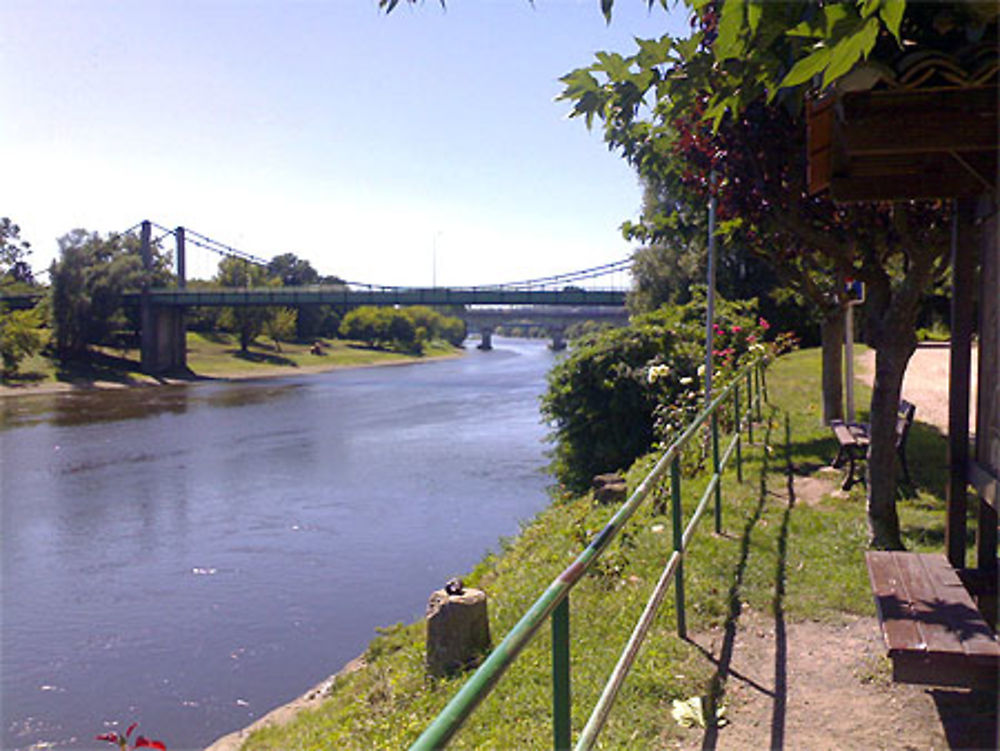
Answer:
xmin=2 ymin=1 xmax=690 ymax=287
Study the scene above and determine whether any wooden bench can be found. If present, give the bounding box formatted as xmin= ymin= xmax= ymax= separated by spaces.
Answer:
xmin=830 ymin=400 xmax=915 ymax=490
xmin=866 ymin=551 xmax=1000 ymax=690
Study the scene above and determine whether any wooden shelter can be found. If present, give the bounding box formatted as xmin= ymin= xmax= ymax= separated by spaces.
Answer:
xmin=807 ymin=48 xmax=999 ymax=690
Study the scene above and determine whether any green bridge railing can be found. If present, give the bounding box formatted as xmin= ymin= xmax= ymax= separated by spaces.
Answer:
xmin=411 ymin=358 xmax=768 ymax=750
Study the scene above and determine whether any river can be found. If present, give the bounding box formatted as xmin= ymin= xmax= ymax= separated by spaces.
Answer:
xmin=1 ymin=338 xmax=558 ymax=750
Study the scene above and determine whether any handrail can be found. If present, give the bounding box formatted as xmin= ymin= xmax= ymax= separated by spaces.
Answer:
xmin=410 ymin=358 xmax=766 ymax=750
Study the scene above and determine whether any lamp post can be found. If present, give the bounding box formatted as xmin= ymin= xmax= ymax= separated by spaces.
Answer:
xmin=432 ymin=231 xmax=443 ymax=288
xmin=705 ymin=171 xmax=718 ymax=400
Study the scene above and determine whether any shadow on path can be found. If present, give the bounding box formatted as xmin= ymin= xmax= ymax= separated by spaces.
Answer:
xmin=693 ymin=407 xmax=795 ymax=751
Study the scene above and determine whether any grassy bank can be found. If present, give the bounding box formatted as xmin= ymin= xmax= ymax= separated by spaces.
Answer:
xmin=0 ymin=332 xmax=461 ymax=392
xmin=237 ymin=347 xmax=957 ymax=749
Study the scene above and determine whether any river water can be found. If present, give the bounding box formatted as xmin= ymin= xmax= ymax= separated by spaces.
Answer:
xmin=1 ymin=338 xmax=557 ymax=750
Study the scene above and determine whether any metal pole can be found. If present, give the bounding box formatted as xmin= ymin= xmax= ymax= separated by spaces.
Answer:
xmin=746 ymin=369 xmax=754 ymax=444
xmin=734 ymin=384 xmax=743 ymax=483
xmin=844 ymin=303 xmax=855 ymax=423
xmin=670 ymin=457 xmax=686 ymax=638
xmin=705 ymin=171 xmax=718 ymax=401
xmin=552 ymin=598 xmax=571 ymax=751
xmin=711 ymin=411 xmax=722 ymax=534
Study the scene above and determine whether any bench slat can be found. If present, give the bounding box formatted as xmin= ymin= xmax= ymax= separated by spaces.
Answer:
xmin=917 ymin=553 xmax=1000 ymax=658
xmin=866 ymin=552 xmax=926 ymax=652
xmin=866 ymin=551 xmax=1000 ymax=689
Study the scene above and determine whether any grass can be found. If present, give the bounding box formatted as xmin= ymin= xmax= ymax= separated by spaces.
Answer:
xmin=0 ymin=332 xmax=461 ymax=389
xmin=239 ymin=347 xmax=959 ymax=750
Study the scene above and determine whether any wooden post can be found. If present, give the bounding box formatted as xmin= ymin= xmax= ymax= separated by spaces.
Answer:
xmin=946 ymin=199 xmax=976 ymax=570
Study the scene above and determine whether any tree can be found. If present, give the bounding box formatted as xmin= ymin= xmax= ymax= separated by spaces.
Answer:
xmin=0 ymin=306 xmax=44 ymax=375
xmin=49 ymin=229 xmax=173 ymax=357
xmin=264 ymin=307 xmax=298 ymax=352
xmin=0 ymin=217 xmax=36 ymax=286
xmin=266 ymin=252 xmax=345 ymax=339
xmin=215 ymin=256 xmax=275 ymax=352
xmin=558 ymin=0 xmax=991 ymax=549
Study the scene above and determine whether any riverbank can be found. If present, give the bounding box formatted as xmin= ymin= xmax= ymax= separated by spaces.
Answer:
xmin=218 ymin=347 xmax=990 ymax=750
xmin=0 ymin=331 xmax=463 ymax=397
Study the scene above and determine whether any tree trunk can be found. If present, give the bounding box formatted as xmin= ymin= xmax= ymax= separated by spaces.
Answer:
xmin=820 ymin=305 xmax=845 ymax=424
xmin=866 ymin=331 xmax=915 ymax=549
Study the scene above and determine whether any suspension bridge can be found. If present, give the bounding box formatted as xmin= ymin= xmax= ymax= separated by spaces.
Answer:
xmin=2 ymin=220 xmax=632 ymax=371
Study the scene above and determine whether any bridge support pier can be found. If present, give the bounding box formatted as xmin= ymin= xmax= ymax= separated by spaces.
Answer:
xmin=477 ymin=327 xmax=493 ymax=351
xmin=141 ymin=302 xmax=187 ymax=374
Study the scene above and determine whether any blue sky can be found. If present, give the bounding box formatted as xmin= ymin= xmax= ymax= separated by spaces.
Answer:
xmin=2 ymin=1 xmax=689 ymax=286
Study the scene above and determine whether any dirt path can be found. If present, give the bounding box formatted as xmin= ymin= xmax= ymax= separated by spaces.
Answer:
xmin=667 ymin=345 xmax=995 ymax=750
xmin=857 ymin=343 xmax=979 ymax=434
xmin=673 ymin=611 xmax=996 ymax=750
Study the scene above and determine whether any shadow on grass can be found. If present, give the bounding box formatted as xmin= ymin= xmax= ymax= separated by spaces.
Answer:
xmin=230 ymin=349 xmax=299 ymax=367
xmin=195 ymin=330 xmax=231 ymax=345
xmin=53 ymin=351 xmax=171 ymax=386
xmin=1 ymin=370 xmax=48 ymax=386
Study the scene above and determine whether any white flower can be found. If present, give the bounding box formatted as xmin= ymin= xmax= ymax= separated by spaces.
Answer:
xmin=679 ymin=376 xmax=694 ymax=386
xmin=647 ymin=364 xmax=671 ymax=383
xmin=697 ymin=364 xmax=706 ymax=377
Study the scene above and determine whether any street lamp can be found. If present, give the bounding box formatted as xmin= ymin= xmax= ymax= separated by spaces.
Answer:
xmin=432 ymin=230 xmax=443 ymax=288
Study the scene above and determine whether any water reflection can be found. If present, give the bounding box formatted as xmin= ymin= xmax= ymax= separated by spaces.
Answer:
xmin=0 ymin=381 xmax=308 ymax=430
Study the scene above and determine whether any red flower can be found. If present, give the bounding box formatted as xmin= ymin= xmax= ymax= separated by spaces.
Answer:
xmin=96 ymin=722 xmax=166 ymax=751
xmin=758 ymin=317 xmax=770 ymax=330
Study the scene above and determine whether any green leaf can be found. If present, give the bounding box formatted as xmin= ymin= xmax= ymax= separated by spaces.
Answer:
xmin=601 ymin=0 xmax=614 ymax=23
xmin=778 ymin=46 xmax=832 ymax=89
xmin=860 ymin=0 xmax=881 ymax=19
xmin=558 ymin=68 xmax=600 ymax=101
xmin=822 ymin=3 xmax=855 ymax=35
xmin=879 ymin=0 xmax=906 ymax=41
xmin=821 ymin=17 xmax=879 ymax=89
xmin=786 ymin=19 xmax=823 ymax=38
xmin=715 ymin=0 xmax=746 ymax=61
xmin=746 ymin=0 xmax=763 ymax=36
xmin=635 ymin=35 xmax=674 ymax=69
xmin=594 ymin=51 xmax=632 ymax=82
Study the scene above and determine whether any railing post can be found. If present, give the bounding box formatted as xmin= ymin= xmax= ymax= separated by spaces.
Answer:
xmin=552 ymin=597 xmax=571 ymax=751
xmin=734 ymin=384 xmax=743 ymax=483
xmin=745 ymin=369 xmax=754 ymax=444
xmin=754 ymin=365 xmax=762 ymax=421
xmin=711 ymin=411 xmax=721 ymax=534
xmin=670 ymin=457 xmax=686 ymax=639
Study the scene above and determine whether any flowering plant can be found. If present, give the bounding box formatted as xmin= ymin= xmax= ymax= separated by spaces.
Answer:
xmin=96 ymin=722 xmax=166 ymax=750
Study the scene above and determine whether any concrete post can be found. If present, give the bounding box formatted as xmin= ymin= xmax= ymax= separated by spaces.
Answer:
xmin=550 ymin=328 xmax=566 ymax=351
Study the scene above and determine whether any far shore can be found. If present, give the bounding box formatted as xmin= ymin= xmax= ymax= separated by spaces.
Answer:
xmin=0 ymin=334 xmax=464 ymax=399
xmin=0 ymin=344 xmax=465 ymax=399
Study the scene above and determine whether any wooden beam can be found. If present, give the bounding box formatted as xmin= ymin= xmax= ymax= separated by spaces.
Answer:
xmin=947 ymin=198 xmax=977 ymax=570
xmin=840 ymin=86 xmax=999 ymax=155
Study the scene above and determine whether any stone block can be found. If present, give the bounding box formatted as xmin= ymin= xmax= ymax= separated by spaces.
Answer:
xmin=426 ymin=582 xmax=490 ymax=677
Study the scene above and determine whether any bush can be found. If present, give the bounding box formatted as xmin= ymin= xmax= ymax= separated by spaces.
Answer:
xmin=542 ymin=293 xmax=770 ymax=493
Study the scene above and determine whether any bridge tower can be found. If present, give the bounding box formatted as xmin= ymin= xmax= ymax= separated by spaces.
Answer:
xmin=140 ymin=221 xmax=188 ymax=373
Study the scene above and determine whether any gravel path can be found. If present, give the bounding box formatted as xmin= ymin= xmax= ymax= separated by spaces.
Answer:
xmin=857 ymin=343 xmax=979 ymax=434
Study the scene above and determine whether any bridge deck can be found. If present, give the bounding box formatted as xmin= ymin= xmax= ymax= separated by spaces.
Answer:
xmin=132 ymin=287 xmax=626 ymax=308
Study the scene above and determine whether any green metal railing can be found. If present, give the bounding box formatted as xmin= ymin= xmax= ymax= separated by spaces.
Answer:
xmin=411 ymin=358 xmax=767 ymax=750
